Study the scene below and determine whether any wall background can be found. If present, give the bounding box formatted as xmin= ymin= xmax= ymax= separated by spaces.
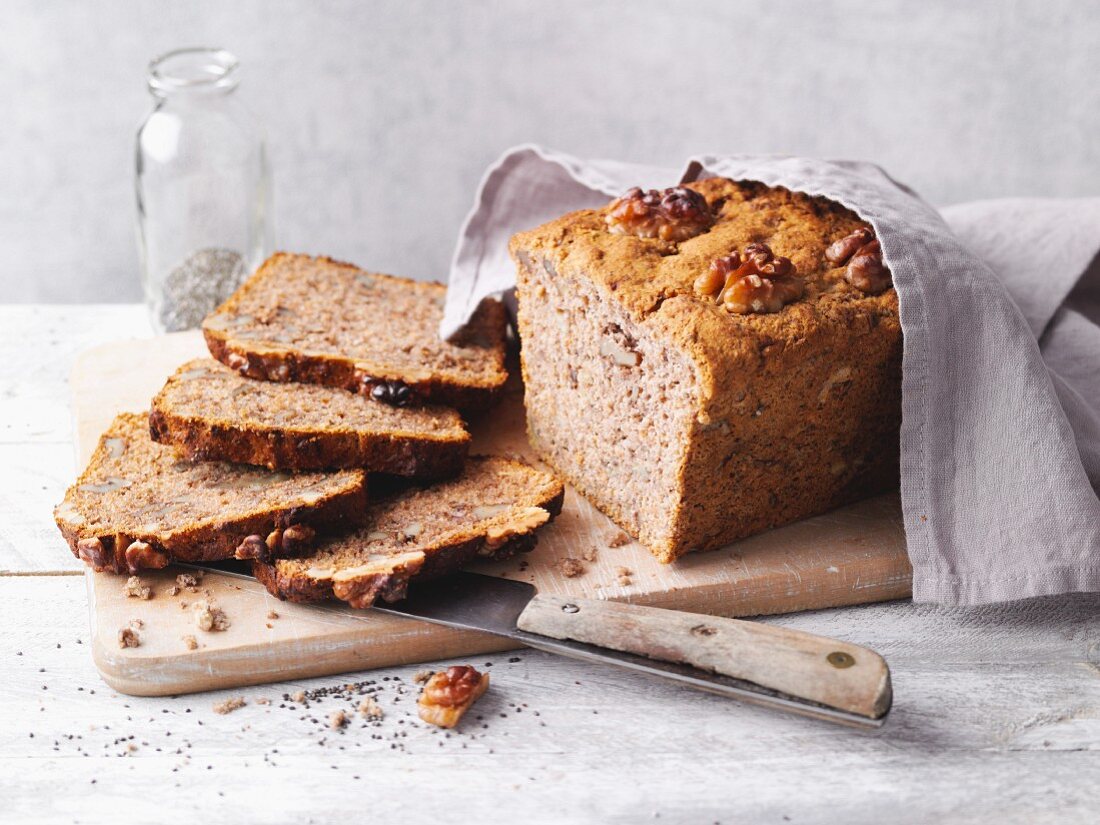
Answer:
xmin=2 ymin=0 xmax=1098 ymax=303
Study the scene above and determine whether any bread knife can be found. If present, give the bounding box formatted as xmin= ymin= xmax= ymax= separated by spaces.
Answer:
xmin=370 ymin=572 xmax=892 ymax=729
xmin=197 ymin=564 xmax=891 ymax=728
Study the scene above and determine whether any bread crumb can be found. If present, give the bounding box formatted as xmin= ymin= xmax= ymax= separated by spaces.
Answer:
xmin=193 ymin=601 xmax=230 ymax=632
xmin=256 ymin=697 xmax=271 ymax=706
xmin=167 ymin=585 xmax=180 ymax=596
xmin=358 ymin=696 xmax=384 ymax=719
xmin=616 ymin=566 xmax=633 ymax=586
xmin=581 ymin=547 xmax=599 ymax=562
xmin=412 ymin=669 xmax=435 ymax=685
xmin=176 ymin=571 xmax=203 ymax=591
xmin=123 ymin=576 xmax=152 ymax=600
xmin=328 ymin=710 xmax=347 ymax=729
xmin=607 ymin=530 xmax=631 ymax=547
xmin=128 ymin=618 xmax=145 ymax=630
xmin=118 ymin=627 xmax=140 ymax=649
xmin=291 ymin=691 xmax=306 ymax=703
xmin=182 ymin=635 xmax=198 ymax=651
xmin=179 ymin=600 xmax=189 ymax=610
xmin=213 ymin=696 xmax=246 ymax=715
xmin=266 ymin=610 xmax=279 ymax=620
xmin=559 ymin=557 xmax=585 ymax=578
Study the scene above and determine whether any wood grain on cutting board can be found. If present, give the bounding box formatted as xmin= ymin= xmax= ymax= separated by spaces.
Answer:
xmin=72 ymin=331 xmax=912 ymax=696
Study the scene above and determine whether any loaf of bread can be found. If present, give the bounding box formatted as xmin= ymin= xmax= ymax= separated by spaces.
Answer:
xmin=510 ymin=178 xmax=901 ymax=563
xmin=203 ymin=253 xmax=509 ymax=410
xmin=150 ymin=358 xmax=469 ymax=477
xmin=54 ymin=412 xmax=368 ymax=573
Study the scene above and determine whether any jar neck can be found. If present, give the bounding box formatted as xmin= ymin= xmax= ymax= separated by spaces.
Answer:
xmin=147 ymin=47 xmax=240 ymax=99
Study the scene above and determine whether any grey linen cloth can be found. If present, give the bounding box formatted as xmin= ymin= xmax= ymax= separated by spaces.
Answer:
xmin=442 ymin=145 xmax=1100 ymax=605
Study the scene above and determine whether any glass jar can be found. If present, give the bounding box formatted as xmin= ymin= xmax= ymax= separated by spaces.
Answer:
xmin=135 ymin=47 xmax=273 ymax=333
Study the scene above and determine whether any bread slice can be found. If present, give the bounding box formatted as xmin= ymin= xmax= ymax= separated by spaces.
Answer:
xmin=149 ymin=358 xmax=470 ymax=477
xmin=54 ymin=412 xmax=368 ymax=574
xmin=203 ymin=253 xmax=509 ymax=410
xmin=253 ymin=456 xmax=564 ymax=608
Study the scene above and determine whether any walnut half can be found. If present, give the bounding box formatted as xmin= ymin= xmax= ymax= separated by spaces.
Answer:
xmin=695 ymin=243 xmax=804 ymax=314
xmin=416 ymin=665 xmax=490 ymax=729
xmin=605 ymin=186 xmax=713 ymax=242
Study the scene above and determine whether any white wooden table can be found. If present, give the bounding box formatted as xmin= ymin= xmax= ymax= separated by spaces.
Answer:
xmin=1 ymin=305 xmax=1097 ymax=825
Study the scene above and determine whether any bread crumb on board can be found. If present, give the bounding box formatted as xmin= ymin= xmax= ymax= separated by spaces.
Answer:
xmin=213 ymin=696 xmax=246 ymax=715
xmin=606 ymin=530 xmax=631 ymax=548
xmin=616 ymin=566 xmax=633 ymax=586
xmin=181 ymin=635 xmax=198 ymax=651
xmin=123 ymin=576 xmax=153 ymax=600
xmin=558 ymin=557 xmax=585 ymax=578
xmin=193 ymin=601 xmax=230 ymax=632
xmin=117 ymin=627 xmax=140 ymax=649
xmin=581 ymin=547 xmax=599 ymax=562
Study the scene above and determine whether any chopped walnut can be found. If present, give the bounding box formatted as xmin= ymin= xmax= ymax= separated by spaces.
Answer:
xmin=605 ymin=186 xmax=713 ymax=242
xmin=328 ymin=710 xmax=348 ymax=730
xmin=266 ymin=610 xmax=280 ymax=620
xmin=695 ymin=243 xmax=804 ymax=314
xmin=558 ymin=558 xmax=585 ymax=578
xmin=417 ymin=666 xmax=490 ymax=729
xmin=182 ymin=635 xmax=198 ymax=651
xmin=129 ymin=618 xmax=145 ymax=630
xmin=616 ymin=566 xmax=634 ymax=586
xmin=358 ymin=696 xmax=384 ymax=720
xmin=412 ymin=669 xmax=435 ymax=685
xmin=291 ymin=691 xmax=306 ymax=703
xmin=256 ymin=697 xmax=272 ymax=705
xmin=118 ymin=627 xmax=140 ymax=649
xmin=122 ymin=576 xmax=153 ymax=600
xmin=193 ymin=601 xmax=230 ymax=632
xmin=826 ymin=227 xmax=892 ymax=294
xmin=123 ymin=540 xmax=168 ymax=574
xmin=167 ymin=585 xmax=180 ymax=597
xmin=213 ymin=696 xmax=246 ymax=715
xmin=581 ymin=547 xmax=599 ymax=563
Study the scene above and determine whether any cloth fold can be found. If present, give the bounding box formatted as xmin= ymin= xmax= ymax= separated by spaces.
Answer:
xmin=443 ymin=145 xmax=1100 ymax=606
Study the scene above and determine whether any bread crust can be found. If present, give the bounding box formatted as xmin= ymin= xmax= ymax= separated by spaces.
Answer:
xmin=203 ymin=253 xmax=510 ymax=411
xmin=253 ymin=481 xmax=565 ymax=608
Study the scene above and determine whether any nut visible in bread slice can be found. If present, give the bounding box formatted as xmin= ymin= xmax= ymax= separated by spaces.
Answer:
xmin=54 ymin=412 xmax=368 ymax=573
xmin=150 ymin=358 xmax=470 ymax=477
xmin=252 ymin=456 xmax=564 ymax=608
xmin=202 ymin=253 xmax=509 ymax=410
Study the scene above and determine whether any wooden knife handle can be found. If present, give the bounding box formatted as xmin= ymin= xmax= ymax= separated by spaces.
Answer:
xmin=516 ymin=594 xmax=891 ymax=720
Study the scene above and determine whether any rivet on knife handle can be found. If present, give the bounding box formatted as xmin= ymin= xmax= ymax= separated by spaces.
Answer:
xmin=516 ymin=594 xmax=892 ymax=720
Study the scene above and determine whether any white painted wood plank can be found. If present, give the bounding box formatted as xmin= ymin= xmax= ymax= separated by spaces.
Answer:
xmin=0 ymin=443 xmax=82 ymax=573
xmin=0 ymin=576 xmax=1097 ymax=825
xmin=0 ymin=305 xmax=150 ymax=445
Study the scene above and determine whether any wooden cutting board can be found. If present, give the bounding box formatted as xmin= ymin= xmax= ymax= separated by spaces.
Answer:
xmin=72 ymin=332 xmax=912 ymax=696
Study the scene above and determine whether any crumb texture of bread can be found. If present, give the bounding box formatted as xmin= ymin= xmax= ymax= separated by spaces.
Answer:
xmin=202 ymin=253 xmax=509 ymax=410
xmin=511 ymin=178 xmax=901 ymax=563
xmin=53 ymin=412 xmax=368 ymax=572
xmin=150 ymin=358 xmax=470 ymax=476
xmin=254 ymin=456 xmax=564 ymax=608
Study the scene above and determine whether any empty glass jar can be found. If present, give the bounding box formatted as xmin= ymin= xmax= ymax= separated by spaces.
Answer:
xmin=135 ymin=48 xmax=273 ymax=333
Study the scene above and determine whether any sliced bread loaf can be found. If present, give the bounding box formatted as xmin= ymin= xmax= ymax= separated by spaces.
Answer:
xmin=149 ymin=358 xmax=470 ymax=477
xmin=253 ymin=456 xmax=564 ymax=608
xmin=54 ymin=412 xmax=368 ymax=574
xmin=203 ymin=253 xmax=509 ymax=410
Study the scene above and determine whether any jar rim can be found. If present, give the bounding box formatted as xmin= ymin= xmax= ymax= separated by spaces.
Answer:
xmin=148 ymin=47 xmax=240 ymax=95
